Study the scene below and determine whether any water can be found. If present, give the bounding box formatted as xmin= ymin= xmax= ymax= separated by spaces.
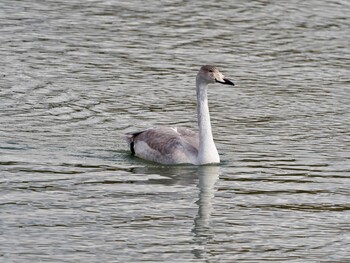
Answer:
xmin=1 ymin=0 xmax=349 ymax=262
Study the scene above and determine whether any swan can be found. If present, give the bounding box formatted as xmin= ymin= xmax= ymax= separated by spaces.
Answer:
xmin=124 ymin=65 xmax=234 ymax=165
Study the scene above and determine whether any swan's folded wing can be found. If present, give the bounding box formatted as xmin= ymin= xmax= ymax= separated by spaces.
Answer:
xmin=126 ymin=127 xmax=199 ymax=164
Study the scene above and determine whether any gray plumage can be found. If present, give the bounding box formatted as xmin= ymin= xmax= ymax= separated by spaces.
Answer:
xmin=124 ymin=127 xmax=199 ymax=164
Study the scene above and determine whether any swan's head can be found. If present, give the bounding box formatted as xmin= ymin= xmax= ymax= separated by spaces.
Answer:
xmin=197 ymin=65 xmax=235 ymax=86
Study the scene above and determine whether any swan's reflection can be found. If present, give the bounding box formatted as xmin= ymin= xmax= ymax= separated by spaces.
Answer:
xmin=192 ymin=165 xmax=220 ymax=259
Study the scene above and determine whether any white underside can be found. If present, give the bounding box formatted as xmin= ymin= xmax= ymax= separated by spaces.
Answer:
xmin=134 ymin=140 xmax=199 ymax=165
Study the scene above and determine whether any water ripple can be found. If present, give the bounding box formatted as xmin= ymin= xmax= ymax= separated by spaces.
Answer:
xmin=1 ymin=0 xmax=349 ymax=262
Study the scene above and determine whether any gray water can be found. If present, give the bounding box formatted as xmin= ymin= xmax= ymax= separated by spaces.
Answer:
xmin=1 ymin=0 xmax=349 ymax=262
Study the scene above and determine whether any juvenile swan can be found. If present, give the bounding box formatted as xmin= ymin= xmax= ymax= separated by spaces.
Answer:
xmin=124 ymin=65 xmax=234 ymax=165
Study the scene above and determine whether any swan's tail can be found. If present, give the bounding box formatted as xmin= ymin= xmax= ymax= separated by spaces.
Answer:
xmin=122 ymin=130 xmax=146 ymax=155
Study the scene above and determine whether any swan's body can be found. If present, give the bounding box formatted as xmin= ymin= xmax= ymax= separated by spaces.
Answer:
xmin=124 ymin=65 xmax=234 ymax=165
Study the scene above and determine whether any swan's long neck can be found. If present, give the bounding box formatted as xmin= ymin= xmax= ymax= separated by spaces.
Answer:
xmin=196 ymin=77 xmax=220 ymax=164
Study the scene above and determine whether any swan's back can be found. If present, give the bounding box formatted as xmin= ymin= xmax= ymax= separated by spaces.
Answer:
xmin=124 ymin=127 xmax=199 ymax=164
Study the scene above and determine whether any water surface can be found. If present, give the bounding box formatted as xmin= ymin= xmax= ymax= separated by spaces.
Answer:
xmin=1 ymin=0 xmax=349 ymax=262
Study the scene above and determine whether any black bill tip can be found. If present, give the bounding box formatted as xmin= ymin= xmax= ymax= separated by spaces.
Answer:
xmin=216 ymin=78 xmax=235 ymax=86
